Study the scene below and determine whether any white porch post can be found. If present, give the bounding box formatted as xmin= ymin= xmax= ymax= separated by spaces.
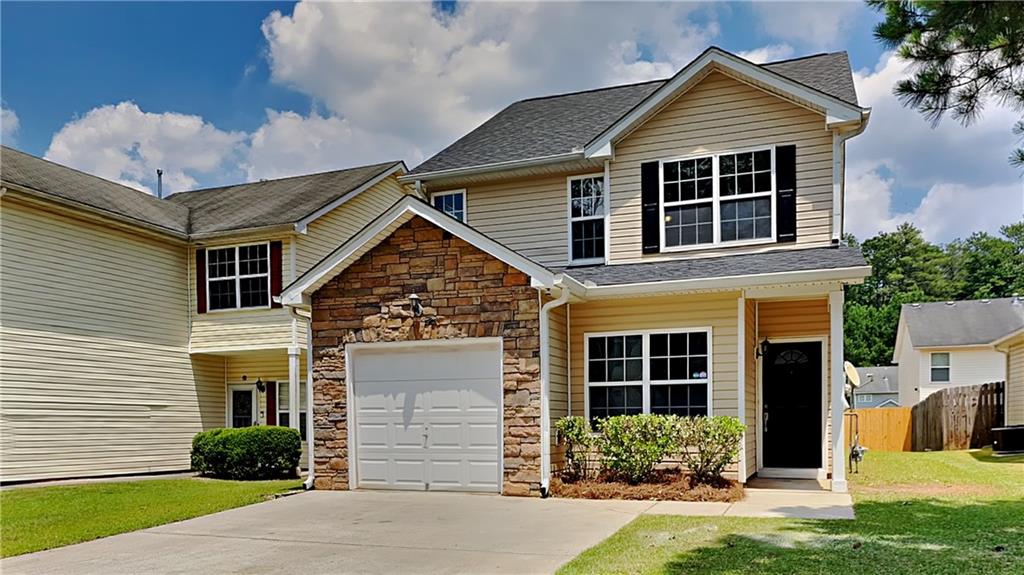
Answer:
xmin=288 ymin=346 xmax=301 ymax=433
xmin=829 ymin=290 xmax=848 ymax=492
xmin=736 ymin=295 xmax=747 ymax=483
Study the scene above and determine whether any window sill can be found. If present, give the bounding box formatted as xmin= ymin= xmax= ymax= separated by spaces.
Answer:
xmin=660 ymin=236 xmax=775 ymax=253
xmin=567 ymin=258 xmax=606 ymax=267
xmin=203 ymin=305 xmax=275 ymax=315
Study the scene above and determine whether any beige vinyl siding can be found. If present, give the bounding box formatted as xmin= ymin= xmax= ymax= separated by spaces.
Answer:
xmin=744 ymin=299 xmax=757 ymax=479
xmin=609 ymin=71 xmax=835 ymax=263
xmin=1007 ymin=339 xmax=1024 ymax=425
xmin=463 ymin=174 xmax=573 ymax=267
xmin=568 ymin=292 xmax=740 ymax=417
xmin=188 ymin=235 xmax=296 ymax=353
xmin=294 ymin=177 xmax=409 ymax=273
xmin=0 ymin=198 xmax=221 ymax=482
xmin=756 ymin=297 xmax=833 ymax=473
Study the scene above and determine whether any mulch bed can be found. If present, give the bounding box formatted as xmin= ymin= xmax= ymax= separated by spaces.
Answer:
xmin=550 ymin=469 xmax=744 ymax=502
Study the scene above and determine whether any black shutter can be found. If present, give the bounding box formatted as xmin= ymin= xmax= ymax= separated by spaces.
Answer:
xmin=775 ymin=145 xmax=797 ymax=243
xmin=196 ymin=248 xmax=207 ymax=314
xmin=641 ymin=161 xmax=661 ymax=254
xmin=270 ymin=241 xmax=283 ymax=309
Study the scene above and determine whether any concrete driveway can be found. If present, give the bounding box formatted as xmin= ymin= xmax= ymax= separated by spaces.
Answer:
xmin=1 ymin=491 xmax=650 ymax=575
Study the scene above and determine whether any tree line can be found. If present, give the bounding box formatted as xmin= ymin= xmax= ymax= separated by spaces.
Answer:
xmin=843 ymin=221 xmax=1024 ymax=367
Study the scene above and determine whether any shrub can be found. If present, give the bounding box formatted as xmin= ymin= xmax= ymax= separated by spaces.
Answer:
xmin=555 ymin=416 xmax=597 ymax=481
xmin=191 ymin=426 xmax=301 ymax=480
xmin=674 ymin=416 xmax=745 ymax=484
xmin=597 ymin=414 xmax=680 ymax=484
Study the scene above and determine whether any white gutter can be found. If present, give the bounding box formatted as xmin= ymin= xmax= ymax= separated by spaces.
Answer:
xmin=831 ymin=109 xmax=871 ymax=242
xmin=287 ymin=305 xmax=316 ymax=490
xmin=538 ymin=284 xmax=570 ymax=496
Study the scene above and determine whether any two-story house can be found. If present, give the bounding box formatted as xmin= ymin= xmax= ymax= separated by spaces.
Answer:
xmin=0 ymin=145 xmax=411 ymax=483
xmin=279 ymin=47 xmax=872 ymax=495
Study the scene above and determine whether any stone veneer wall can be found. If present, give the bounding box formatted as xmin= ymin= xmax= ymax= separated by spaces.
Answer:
xmin=309 ymin=216 xmax=543 ymax=496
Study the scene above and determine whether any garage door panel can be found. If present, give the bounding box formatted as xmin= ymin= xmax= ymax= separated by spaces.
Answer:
xmin=351 ymin=341 xmax=502 ymax=493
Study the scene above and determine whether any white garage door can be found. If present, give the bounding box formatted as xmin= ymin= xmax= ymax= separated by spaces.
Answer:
xmin=351 ymin=340 xmax=502 ymax=492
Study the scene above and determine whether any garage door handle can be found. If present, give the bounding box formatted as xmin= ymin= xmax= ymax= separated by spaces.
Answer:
xmin=422 ymin=424 xmax=429 ymax=447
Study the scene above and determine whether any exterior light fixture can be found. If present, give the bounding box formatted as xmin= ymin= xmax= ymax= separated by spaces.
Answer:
xmin=408 ymin=293 xmax=423 ymax=317
xmin=755 ymin=338 xmax=770 ymax=358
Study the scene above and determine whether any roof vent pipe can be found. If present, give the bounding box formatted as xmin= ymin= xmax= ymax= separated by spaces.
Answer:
xmin=156 ymin=169 xmax=164 ymax=199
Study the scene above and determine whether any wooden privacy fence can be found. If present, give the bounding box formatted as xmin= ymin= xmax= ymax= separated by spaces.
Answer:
xmin=845 ymin=407 xmax=913 ymax=452
xmin=911 ymin=381 xmax=1005 ymax=451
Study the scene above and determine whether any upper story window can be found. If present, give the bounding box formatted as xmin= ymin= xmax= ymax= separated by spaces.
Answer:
xmin=661 ymin=148 xmax=775 ymax=250
xmin=432 ymin=190 xmax=466 ymax=222
xmin=207 ymin=243 xmax=270 ymax=311
xmin=586 ymin=329 xmax=711 ymax=425
xmin=930 ymin=352 xmax=950 ymax=382
xmin=568 ymin=174 xmax=606 ymax=264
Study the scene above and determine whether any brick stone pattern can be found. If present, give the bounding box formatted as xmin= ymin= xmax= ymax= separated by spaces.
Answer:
xmin=309 ymin=216 xmax=543 ymax=496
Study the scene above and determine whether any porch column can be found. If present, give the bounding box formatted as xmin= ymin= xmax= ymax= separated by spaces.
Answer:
xmin=288 ymin=346 xmax=301 ymax=433
xmin=736 ymin=295 xmax=747 ymax=483
xmin=829 ymin=290 xmax=848 ymax=492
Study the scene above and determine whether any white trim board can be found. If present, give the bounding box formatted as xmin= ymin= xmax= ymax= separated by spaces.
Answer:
xmin=293 ymin=162 xmax=407 ymax=233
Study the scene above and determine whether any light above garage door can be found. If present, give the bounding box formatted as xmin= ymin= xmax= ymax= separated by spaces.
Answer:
xmin=349 ymin=339 xmax=503 ymax=493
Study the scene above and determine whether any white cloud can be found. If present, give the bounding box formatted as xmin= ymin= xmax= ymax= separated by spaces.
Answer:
xmin=261 ymin=1 xmax=717 ymax=160
xmin=1 ymin=107 xmax=19 ymax=144
xmin=244 ymin=110 xmax=421 ymax=181
xmin=45 ymin=102 xmax=246 ymax=194
xmin=737 ymin=43 xmax=795 ymax=64
xmin=845 ymin=52 xmax=1024 ymax=242
xmin=751 ymin=1 xmax=859 ymax=50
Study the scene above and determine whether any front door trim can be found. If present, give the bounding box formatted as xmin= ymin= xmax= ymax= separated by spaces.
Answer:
xmin=755 ymin=336 xmax=828 ymax=480
xmin=226 ymin=384 xmax=258 ymax=428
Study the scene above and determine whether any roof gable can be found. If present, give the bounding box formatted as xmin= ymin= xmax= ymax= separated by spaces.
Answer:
xmin=280 ymin=196 xmax=560 ymax=306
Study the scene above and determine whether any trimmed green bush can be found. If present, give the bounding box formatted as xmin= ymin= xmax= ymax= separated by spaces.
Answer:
xmin=674 ymin=416 xmax=745 ymax=484
xmin=555 ymin=416 xmax=597 ymax=481
xmin=597 ymin=414 xmax=681 ymax=484
xmin=191 ymin=426 xmax=301 ymax=480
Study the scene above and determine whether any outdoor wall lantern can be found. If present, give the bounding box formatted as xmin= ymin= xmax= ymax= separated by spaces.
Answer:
xmin=241 ymin=374 xmax=267 ymax=393
xmin=755 ymin=338 xmax=770 ymax=359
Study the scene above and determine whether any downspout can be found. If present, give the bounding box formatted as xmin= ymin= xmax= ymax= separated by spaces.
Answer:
xmin=288 ymin=306 xmax=316 ymax=490
xmin=539 ymin=285 xmax=570 ymax=497
xmin=831 ymin=111 xmax=871 ymax=243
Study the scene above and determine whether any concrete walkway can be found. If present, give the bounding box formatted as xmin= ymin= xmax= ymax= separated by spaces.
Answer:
xmin=2 ymin=486 xmax=854 ymax=575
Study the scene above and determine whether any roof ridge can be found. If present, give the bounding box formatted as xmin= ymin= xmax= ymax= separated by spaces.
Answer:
xmin=167 ymin=160 xmax=402 ymax=199
xmin=761 ymin=51 xmax=846 ymax=66
xmin=0 ymin=145 xmax=178 ymax=207
xmin=512 ymin=78 xmax=668 ymax=105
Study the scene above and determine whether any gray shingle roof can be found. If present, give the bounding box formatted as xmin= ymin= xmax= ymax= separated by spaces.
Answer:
xmin=902 ymin=298 xmax=1024 ymax=347
xmin=409 ymin=51 xmax=859 ymax=176
xmin=1 ymin=145 xmax=190 ymax=235
xmin=854 ymin=366 xmax=899 ymax=394
xmin=167 ymin=162 xmax=402 ymax=235
xmin=560 ymin=245 xmax=866 ymax=286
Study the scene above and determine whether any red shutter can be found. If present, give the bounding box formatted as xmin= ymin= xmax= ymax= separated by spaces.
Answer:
xmin=196 ymin=248 xmax=207 ymax=314
xmin=266 ymin=381 xmax=277 ymax=426
xmin=270 ymin=240 xmax=283 ymax=308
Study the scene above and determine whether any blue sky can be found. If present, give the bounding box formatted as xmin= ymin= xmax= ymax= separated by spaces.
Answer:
xmin=1 ymin=1 xmax=1019 ymax=242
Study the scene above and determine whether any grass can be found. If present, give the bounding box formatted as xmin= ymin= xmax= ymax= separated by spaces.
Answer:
xmin=558 ymin=448 xmax=1024 ymax=575
xmin=0 ymin=477 xmax=301 ymax=557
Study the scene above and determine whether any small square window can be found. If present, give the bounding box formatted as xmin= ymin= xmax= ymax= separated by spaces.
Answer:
xmin=432 ymin=191 xmax=465 ymax=222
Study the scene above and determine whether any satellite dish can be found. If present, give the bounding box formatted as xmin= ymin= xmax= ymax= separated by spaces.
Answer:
xmin=844 ymin=361 xmax=861 ymax=388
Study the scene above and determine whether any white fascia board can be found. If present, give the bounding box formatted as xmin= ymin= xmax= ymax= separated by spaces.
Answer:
xmin=892 ymin=315 xmax=908 ymax=364
xmin=281 ymin=196 xmax=559 ymax=306
xmin=577 ymin=265 xmax=872 ymax=299
xmin=993 ymin=327 xmax=1024 ymax=350
xmin=294 ymin=162 xmax=407 ymax=234
xmin=584 ymin=48 xmax=867 ymax=158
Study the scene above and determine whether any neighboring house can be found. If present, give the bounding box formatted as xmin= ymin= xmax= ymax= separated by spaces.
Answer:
xmin=852 ymin=366 xmax=899 ymax=408
xmin=279 ymin=47 xmax=872 ymax=494
xmin=0 ymin=145 xmax=411 ymax=483
xmin=994 ymin=325 xmax=1024 ymax=426
xmin=893 ymin=297 xmax=1024 ymax=407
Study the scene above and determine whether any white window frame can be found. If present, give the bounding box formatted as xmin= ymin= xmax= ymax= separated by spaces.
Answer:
xmin=658 ymin=145 xmax=777 ymax=252
xmin=930 ymin=352 xmax=951 ymax=383
xmin=205 ymin=242 xmax=272 ymax=313
xmin=430 ymin=189 xmax=467 ymax=222
xmin=583 ymin=327 xmax=713 ymax=422
xmin=276 ymin=381 xmax=307 ymax=440
xmin=567 ymin=173 xmax=608 ymax=265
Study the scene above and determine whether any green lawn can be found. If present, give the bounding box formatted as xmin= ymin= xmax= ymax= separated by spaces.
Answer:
xmin=0 ymin=478 xmax=301 ymax=557
xmin=559 ymin=449 xmax=1024 ymax=575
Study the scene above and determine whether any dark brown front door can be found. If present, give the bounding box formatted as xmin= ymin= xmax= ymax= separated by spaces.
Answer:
xmin=763 ymin=342 xmax=822 ymax=469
